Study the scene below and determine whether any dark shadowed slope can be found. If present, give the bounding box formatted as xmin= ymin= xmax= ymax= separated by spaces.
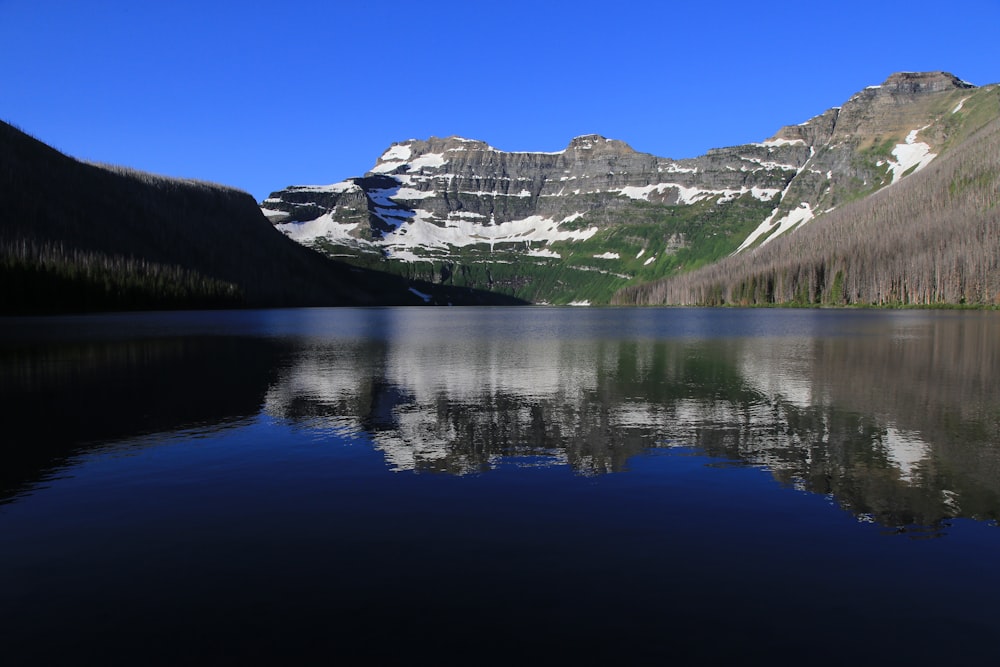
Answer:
xmin=0 ymin=121 xmax=524 ymax=313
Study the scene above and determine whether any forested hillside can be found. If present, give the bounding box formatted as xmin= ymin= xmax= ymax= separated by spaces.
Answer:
xmin=613 ymin=112 xmax=1000 ymax=307
xmin=0 ymin=121 xmax=522 ymax=313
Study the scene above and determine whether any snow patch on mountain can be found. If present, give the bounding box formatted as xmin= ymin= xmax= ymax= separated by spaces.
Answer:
xmin=756 ymin=138 xmax=807 ymax=147
xmin=658 ymin=163 xmax=698 ymax=174
xmin=395 ymin=187 xmax=438 ymax=200
xmin=261 ymin=207 xmax=288 ymax=221
xmin=761 ymin=203 xmax=815 ymax=247
xmin=736 ymin=202 xmax=815 ymax=251
xmin=381 ymin=144 xmax=413 ymax=162
xmin=379 ymin=212 xmax=598 ymax=254
xmin=619 ymin=183 xmax=780 ymax=204
xmin=276 ymin=212 xmax=359 ymax=243
xmin=370 ymin=149 xmax=451 ymax=175
xmin=739 ymin=155 xmax=799 ymax=172
xmin=371 ymin=160 xmax=407 ymax=174
xmin=618 ymin=183 xmax=710 ymax=204
xmin=459 ymin=189 xmax=533 ymax=198
xmin=280 ymin=180 xmax=361 ymax=194
xmin=886 ymin=127 xmax=936 ymax=184
xmin=408 ymin=153 xmax=448 ymax=171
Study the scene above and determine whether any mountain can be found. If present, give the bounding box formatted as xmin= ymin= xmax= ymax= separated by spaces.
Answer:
xmin=615 ymin=80 xmax=1000 ymax=306
xmin=0 ymin=120 xmax=524 ymax=313
xmin=263 ymin=72 xmax=998 ymax=305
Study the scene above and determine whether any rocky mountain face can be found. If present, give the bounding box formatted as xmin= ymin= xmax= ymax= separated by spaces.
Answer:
xmin=265 ymin=133 xmax=796 ymax=244
xmin=615 ymin=83 xmax=1000 ymax=308
xmin=262 ymin=72 xmax=992 ymax=304
xmin=736 ymin=71 xmax=980 ymax=250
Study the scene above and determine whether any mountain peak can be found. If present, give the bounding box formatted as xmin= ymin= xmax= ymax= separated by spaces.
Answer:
xmin=878 ymin=71 xmax=975 ymax=94
xmin=566 ymin=134 xmax=635 ymax=154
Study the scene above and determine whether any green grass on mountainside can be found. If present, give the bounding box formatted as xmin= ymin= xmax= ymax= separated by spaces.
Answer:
xmin=305 ymin=193 xmax=775 ymax=304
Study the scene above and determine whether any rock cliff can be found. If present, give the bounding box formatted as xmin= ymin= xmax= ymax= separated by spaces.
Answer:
xmin=262 ymin=71 xmax=992 ymax=304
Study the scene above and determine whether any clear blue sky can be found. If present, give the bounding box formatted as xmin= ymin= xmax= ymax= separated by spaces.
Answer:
xmin=2 ymin=0 xmax=998 ymax=201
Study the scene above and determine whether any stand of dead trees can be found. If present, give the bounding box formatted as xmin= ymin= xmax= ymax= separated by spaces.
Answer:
xmin=614 ymin=116 xmax=1000 ymax=307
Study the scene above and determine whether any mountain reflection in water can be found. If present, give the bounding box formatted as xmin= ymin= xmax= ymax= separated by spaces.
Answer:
xmin=4 ymin=308 xmax=1000 ymax=664
xmin=3 ymin=307 xmax=999 ymax=532
xmin=257 ymin=308 xmax=1000 ymax=530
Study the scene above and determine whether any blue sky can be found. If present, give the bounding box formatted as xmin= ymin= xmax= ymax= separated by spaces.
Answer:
xmin=2 ymin=0 xmax=998 ymax=201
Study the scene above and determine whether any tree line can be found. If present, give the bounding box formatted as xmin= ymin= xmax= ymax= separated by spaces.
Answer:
xmin=0 ymin=238 xmax=242 ymax=313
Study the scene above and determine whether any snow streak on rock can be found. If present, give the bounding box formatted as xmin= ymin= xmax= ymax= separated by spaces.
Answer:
xmin=886 ymin=127 xmax=936 ymax=184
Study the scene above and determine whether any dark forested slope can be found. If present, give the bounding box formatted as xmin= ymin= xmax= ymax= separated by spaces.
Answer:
xmin=614 ymin=110 xmax=1000 ymax=307
xmin=0 ymin=121 xmax=520 ymax=313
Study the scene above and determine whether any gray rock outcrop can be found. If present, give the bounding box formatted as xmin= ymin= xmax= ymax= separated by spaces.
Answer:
xmin=262 ymin=71 xmax=980 ymax=259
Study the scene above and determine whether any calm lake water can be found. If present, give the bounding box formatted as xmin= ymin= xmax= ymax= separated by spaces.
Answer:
xmin=2 ymin=306 xmax=999 ymax=664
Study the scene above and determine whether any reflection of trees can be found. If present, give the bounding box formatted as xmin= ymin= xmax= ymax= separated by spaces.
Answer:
xmin=0 ymin=336 xmax=286 ymax=503
xmin=804 ymin=315 xmax=1000 ymax=527
xmin=648 ymin=317 xmax=1000 ymax=529
xmin=265 ymin=316 xmax=1000 ymax=529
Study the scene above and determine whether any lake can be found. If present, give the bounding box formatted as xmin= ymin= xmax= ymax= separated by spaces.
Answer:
xmin=2 ymin=306 xmax=999 ymax=664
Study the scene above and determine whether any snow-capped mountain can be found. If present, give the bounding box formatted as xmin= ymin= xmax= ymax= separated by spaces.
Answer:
xmin=262 ymin=72 xmax=987 ymax=304
xmin=264 ymin=133 xmax=794 ymax=253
